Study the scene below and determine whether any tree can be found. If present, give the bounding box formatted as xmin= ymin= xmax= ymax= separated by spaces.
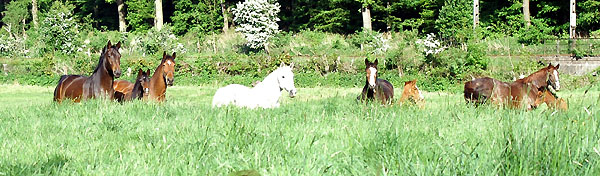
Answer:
xmin=523 ymin=0 xmax=531 ymax=27
xmin=2 ymin=0 xmax=31 ymax=37
xmin=32 ymin=0 xmax=38 ymax=28
xmin=171 ymin=0 xmax=223 ymax=35
xmin=436 ymin=0 xmax=472 ymax=43
xmin=357 ymin=0 xmax=374 ymax=30
xmin=116 ymin=0 xmax=127 ymax=32
xmin=126 ymin=0 xmax=154 ymax=32
xmin=155 ymin=0 xmax=163 ymax=30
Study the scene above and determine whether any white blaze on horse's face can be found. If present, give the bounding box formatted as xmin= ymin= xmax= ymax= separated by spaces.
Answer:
xmin=368 ymin=67 xmax=377 ymax=89
xmin=416 ymin=85 xmax=424 ymax=100
xmin=553 ymin=70 xmax=560 ymax=91
xmin=278 ymin=66 xmax=297 ymax=98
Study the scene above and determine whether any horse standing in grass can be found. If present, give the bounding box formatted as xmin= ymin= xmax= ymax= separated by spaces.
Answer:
xmin=114 ymin=69 xmax=151 ymax=102
xmin=358 ymin=58 xmax=394 ymax=105
xmin=212 ymin=63 xmax=297 ymax=109
xmin=464 ymin=64 xmax=561 ymax=109
xmin=147 ymin=52 xmax=176 ymax=102
xmin=53 ymin=41 xmax=122 ymax=103
xmin=398 ymin=79 xmax=425 ymax=107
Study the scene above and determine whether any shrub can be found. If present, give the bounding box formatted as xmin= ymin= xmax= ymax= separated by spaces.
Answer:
xmin=349 ymin=30 xmax=390 ymax=55
xmin=39 ymin=1 xmax=82 ymax=55
xmin=232 ymin=0 xmax=281 ymax=50
xmin=517 ymin=19 xmax=552 ymax=45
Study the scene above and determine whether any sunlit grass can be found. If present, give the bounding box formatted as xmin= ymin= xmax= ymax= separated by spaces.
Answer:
xmin=0 ymin=85 xmax=599 ymax=175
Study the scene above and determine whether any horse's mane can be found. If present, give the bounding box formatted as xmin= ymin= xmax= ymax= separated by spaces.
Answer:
xmin=93 ymin=45 xmax=117 ymax=74
xmin=92 ymin=48 xmax=107 ymax=74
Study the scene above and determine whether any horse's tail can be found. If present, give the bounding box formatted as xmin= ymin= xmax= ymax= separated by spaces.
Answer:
xmin=53 ymin=75 xmax=70 ymax=102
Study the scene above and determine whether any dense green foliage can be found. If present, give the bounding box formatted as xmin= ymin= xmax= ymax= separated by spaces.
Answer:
xmin=0 ymin=85 xmax=599 ymax=175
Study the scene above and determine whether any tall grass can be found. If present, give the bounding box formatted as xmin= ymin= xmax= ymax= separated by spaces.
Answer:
xmin=0 ymin=85 xmax=599 ymax=175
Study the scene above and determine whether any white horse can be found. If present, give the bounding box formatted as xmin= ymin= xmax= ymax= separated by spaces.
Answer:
xmin=212 ymin=63 xmax=298 ymax=109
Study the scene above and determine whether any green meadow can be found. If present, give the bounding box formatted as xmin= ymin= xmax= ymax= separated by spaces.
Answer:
xmin=0 ymin=84 xmax=599 ymax=175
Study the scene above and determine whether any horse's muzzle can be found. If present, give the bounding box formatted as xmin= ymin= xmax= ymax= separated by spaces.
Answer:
xmin=289 ymin=89 xmax=297 ymax=98
xmin=114 ymin=70 xmax=122 ymax=78
xmin=166 ymin=78 xmax=174 ymax=86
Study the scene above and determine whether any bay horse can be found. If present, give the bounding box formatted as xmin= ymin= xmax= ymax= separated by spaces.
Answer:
xmin=147 ymin=52 xmax=176 ymax=102
xmin=358 ymin=58 xmax=394 ymax=105
xmin=212 ymin=62 xmax=297 ymax=109
xmin=464 ymin=63 xmax=560 ymax=109
xmin=398 ymin=79 xmax=425 ymax=107
xmin=53 ymin=41 xmax=122 ymax=103
xmin=535 ymin=89 xmax=568 ymax=111
xmin=114 ymin=69 xmax=151 ymax=102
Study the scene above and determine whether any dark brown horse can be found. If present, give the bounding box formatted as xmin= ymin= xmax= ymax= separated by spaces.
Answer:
xmin=114 ymin=69 xmax=151 ymax=102
xmin=358 ymin=58 xmax=394 ymax=104
xmin=147 ymin=52 xmax=176 ymax=102
xmin=53 ymin=41 xmax=122 ymax=103
xmin=464 ymin=63 xmax=561 ymax=109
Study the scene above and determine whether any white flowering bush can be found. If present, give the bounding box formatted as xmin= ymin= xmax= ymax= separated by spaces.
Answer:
xmin=39 ymin=1 xmax=81 ymax=55
xmin=0 ymin=33 xmax=26 ymax=56
xmin=232 ymin=0 xmax=280 ymax=49
xmin=134 ymin=24 xmax=187 ymax=55
xmin=415 ymin=33 xmax=446 ymax=56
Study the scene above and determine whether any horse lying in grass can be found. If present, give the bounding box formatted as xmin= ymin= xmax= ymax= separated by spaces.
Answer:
xmin=358 ymin=58 xmax=394 ymax=105
xmin=114 ymin=69 xmax=151 ymax=102
xmin=53 ymin=41 xmax=122 ymax=103
xmin=464 ymin=64 xmax=560 ymax=110
xmin=212 ymin=63 xmax=297 ymax=109
xmin=398 ymin=79 xmax=425 ymax=108
xmin=535 ymin=88 xmax=568 ymax=111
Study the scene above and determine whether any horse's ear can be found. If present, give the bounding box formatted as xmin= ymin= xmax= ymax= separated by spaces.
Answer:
xmin=374 ymin=59 xmax=378 ymax=66
xmin=280 ymin=61 xmax=285 ymax=67
xmin=137 ymin=69 xmax=143 ymax=76
xmin=146 ymin=69 xmax=151 ymax=75
xmin=555 ymin=64 xmax=560 ymax=69
xmin=116 ymin=41 xmax=121 ymax=49
xmin=364 ymin=58 xmax=369 ymax=66
xmin=172 ymin=52 xmax=176 ymax=59
xmin=107 ymin=41 xmax=112 ymax=48
xmin=289 ymin=62 xmax=294 ymax=69
xmin=163 ymin=51 xmax=167 ymax=59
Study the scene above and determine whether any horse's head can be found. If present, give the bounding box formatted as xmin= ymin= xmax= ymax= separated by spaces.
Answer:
xmin=277 ymin=62 xmax=297 ymax=98
xmin=103 ymin=41 xmax=122 ymax=78
xmin=365 ymin=58 xmax=378 ymax=89
xmin=137 ymin=69 xmax=152 ymax=97
xmin=161 ymin=52 xmax=176 ymax=86
xmin=546 ymin=63 xmax=560 ymax=91
xmin=403 ymin=79 xmax=424 ymax=102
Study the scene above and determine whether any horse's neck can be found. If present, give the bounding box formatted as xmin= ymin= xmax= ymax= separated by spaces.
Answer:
xmin=524 ymin=69 xmax=547 ymax=85
xmin=131 ymin=81 xmax=143 ymax=99
xmin=89 ymin=56 xmax=113 ymax=88
xmin=151 ymin=64 xmax=166 ymax=94
xmin=253 ymin=71 xmax=282 ymax=95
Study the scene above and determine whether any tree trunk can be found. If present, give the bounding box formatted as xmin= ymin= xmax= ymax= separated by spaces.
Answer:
xmin=569 ymin=0 xmax=576 ymax=39
xmin=117 ymin=0 xmax=127 ymax=32
xmin=473 ymin=0 xmax=479 ymax=29
xmin=361 ymin=6 xmax=372 ymax=30
xmin=523 ymin=0 xmax=531 ymax=27
xmin=32 ymin=0 xmax=38 ymax=28
xmin=154 ymin=0 xmax=163 ymax=30
xmin=221 ymin=0 xmax=229 ymax=32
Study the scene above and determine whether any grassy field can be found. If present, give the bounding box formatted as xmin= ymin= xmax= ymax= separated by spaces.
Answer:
xmin=0 ymin=84 xmax=599 ymax=175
